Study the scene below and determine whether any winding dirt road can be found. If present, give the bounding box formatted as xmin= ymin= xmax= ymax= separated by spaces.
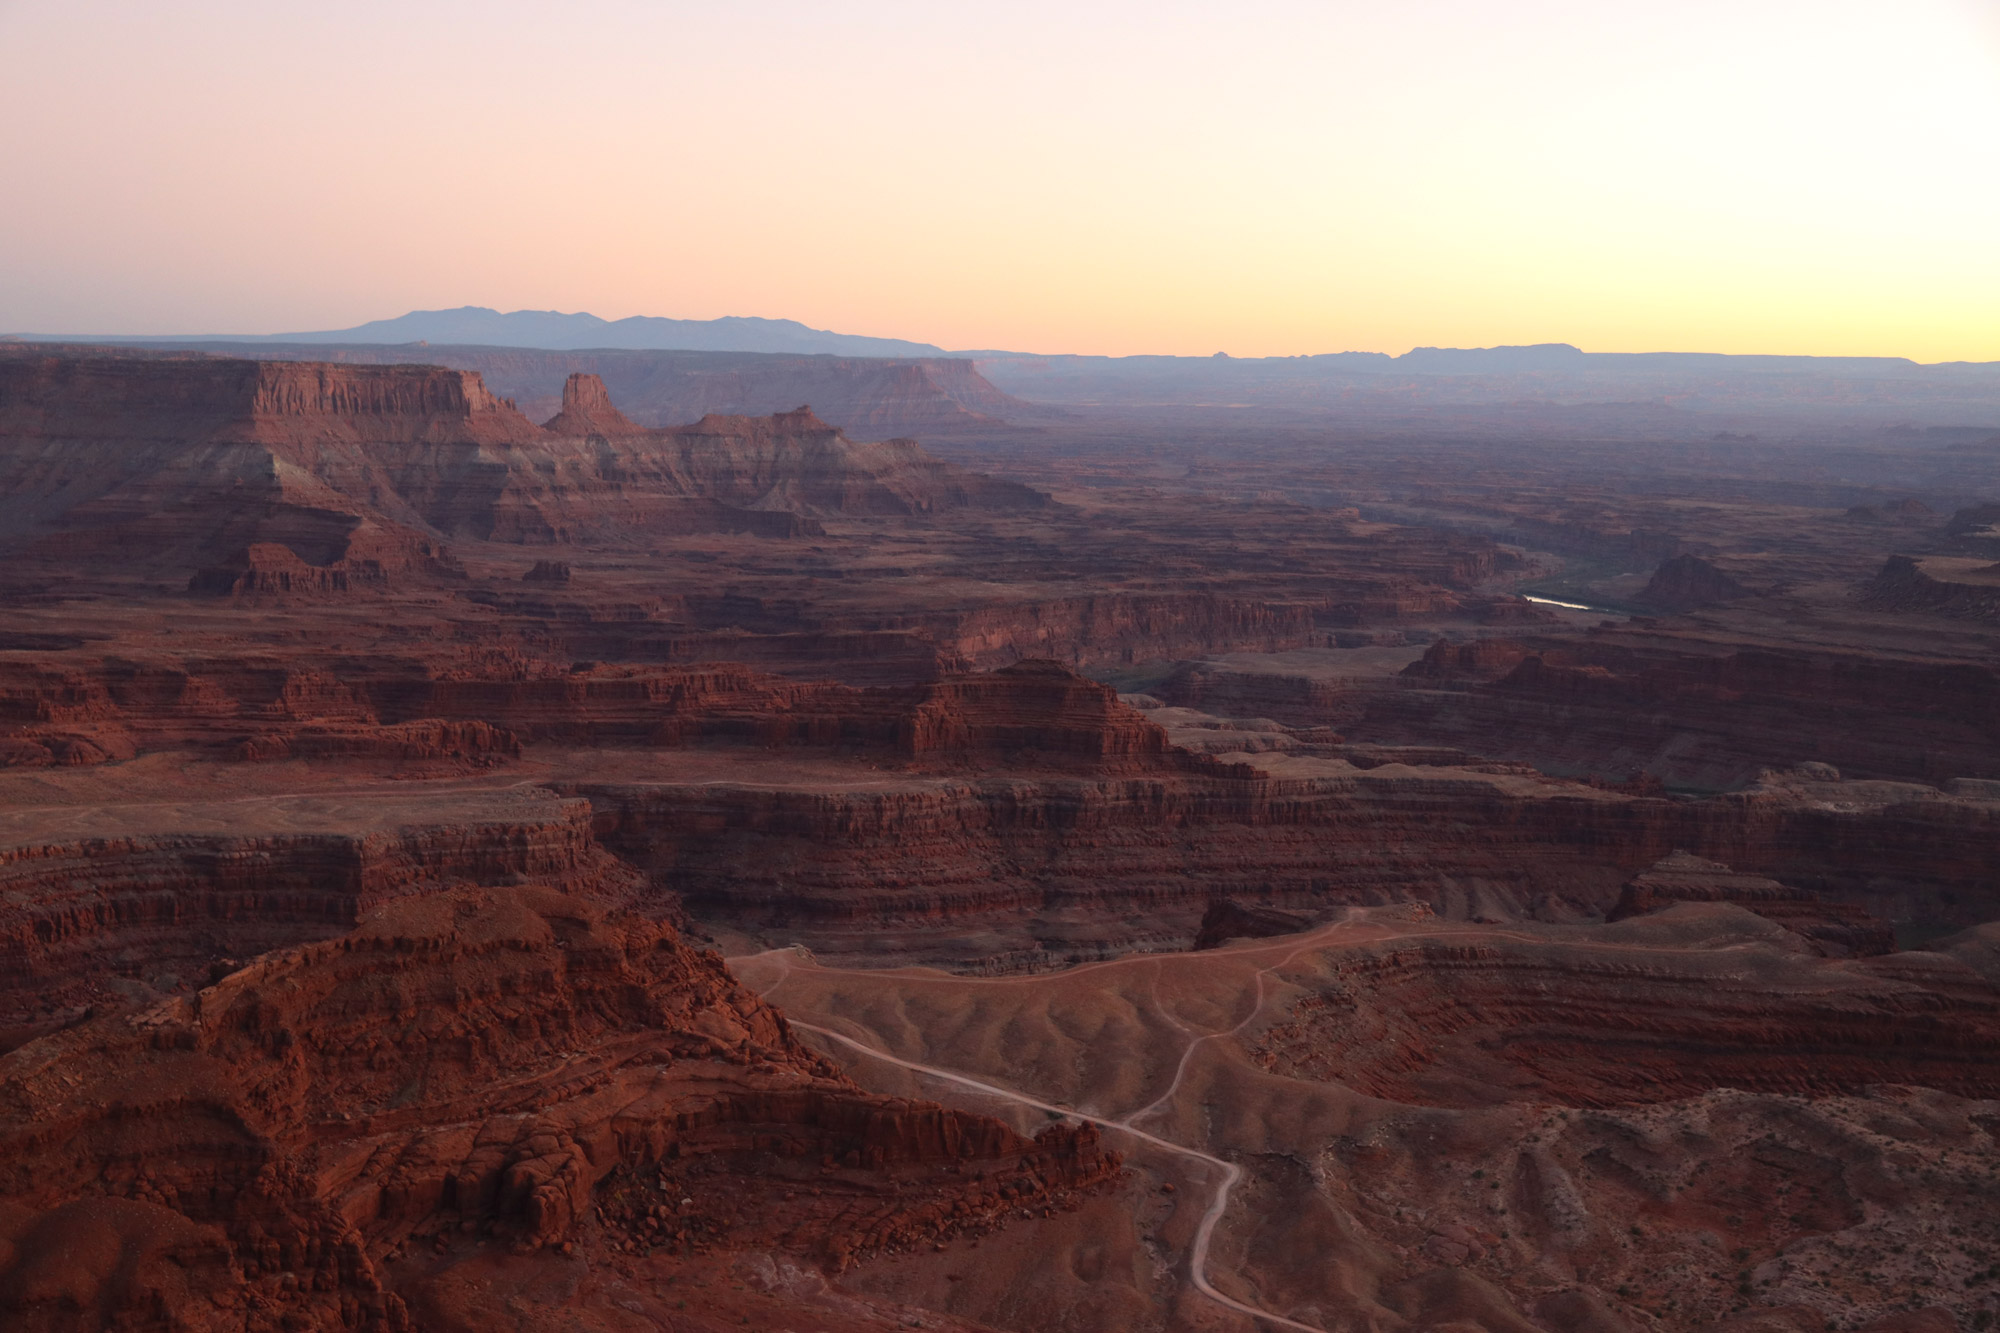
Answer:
xmin=732 ymin=908 xmax=1800 ymax=1320
xmin=784 ymin=1017 xmax=1327 ymax=1333
xmin=735 ymin=920 xmax=1400 ymax=1332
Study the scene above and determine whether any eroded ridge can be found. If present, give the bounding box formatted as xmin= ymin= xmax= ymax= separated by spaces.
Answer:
xmin=0 ymin=885 xmax=1120 ymax=1330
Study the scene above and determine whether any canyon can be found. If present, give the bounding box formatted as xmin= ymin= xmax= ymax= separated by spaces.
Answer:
xmin=1 ymin=343 xmax=1996 ymax=1330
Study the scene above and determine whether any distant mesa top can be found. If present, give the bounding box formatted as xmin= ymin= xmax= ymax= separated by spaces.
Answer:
xmin=0 ymin=353 xmax=1050 ymax=592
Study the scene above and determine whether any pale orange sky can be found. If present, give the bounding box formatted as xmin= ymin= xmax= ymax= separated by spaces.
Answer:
xmin=2 ymin=0 xmax=1997 ymax=359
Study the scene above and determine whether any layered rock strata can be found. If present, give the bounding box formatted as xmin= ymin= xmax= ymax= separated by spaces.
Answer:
xmin=1371 ymin=632 xmax=2000 ymax=786
xmin=583 ymin=754 xmax=2000 ymax=964
xmin=168 ymin=341 xmax=1041 ymax=439
xmin=0 ymin=789 xmax=612 ymax=1051
xmin=0 ymin=354 xmax=1046 ymax=583
xmin=0 ymin=657 xmax=1163 ymax=766
xmin=0 ymin=885 xmax=1118 ymax=1330
xmin=1609 ymin=850 xmax=1895 ymax=957
xmin=1251 ymin=906 xmax=2000 ymax=1107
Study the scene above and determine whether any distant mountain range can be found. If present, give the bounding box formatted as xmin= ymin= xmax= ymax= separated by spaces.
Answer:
xmin=12 ymin=312 xmax=1998 ymax=431
xmin=27 ymin=306 xmax=951 ymax=358
xmin=15 ymin=309 xmax=1995 ymax=372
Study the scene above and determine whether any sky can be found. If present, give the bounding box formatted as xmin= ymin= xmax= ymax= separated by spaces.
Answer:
xmin=2 ymin=0 xmax=1998 ymax=359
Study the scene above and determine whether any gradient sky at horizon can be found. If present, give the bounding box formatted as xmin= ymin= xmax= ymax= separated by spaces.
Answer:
xmin=3 ymin=0 xmax=1998 ymax=359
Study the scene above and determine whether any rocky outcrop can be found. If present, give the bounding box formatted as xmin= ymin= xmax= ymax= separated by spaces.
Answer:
xmin=198 ymin=342 xmax=1046 ymax=439
xmin=190 ymin=542 xmax=394 ymax=596
xmin=1192 ymin=899 xmax=1318 ymax=949
xmin=944 ymin=591 xmax=1346 ymax=669
xmin=0 ymin=886 xmax=1119 ymax=1330
xmin=1863 ymin=553 xmax=2000 ymax=623
xmin=1636 ymin=554 xmax=1751 ymax=610
xmin=1608 ymin=851 xmax=1895 ymax=957
xmin=1402 ymin=637 xmax=1537 ymax=682
xmin=188 ymin=528 xmax=463 ymax=597
xmin=0 ymin=353 xmax=1047 ymax=583
xmin=538 ymin=371 xmax=642 ymax=437
xmin=4 ymin=645 xmax=1999 ymax=963
xmin=520 ymin=559 xmax=570 ymax=584
xmin=646 ymin=405 xmax=1048 ymax=518
xmin=899 ymin=659 xmax=1169 ymax=762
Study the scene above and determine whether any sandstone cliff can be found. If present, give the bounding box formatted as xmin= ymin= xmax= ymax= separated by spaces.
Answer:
xmin=160 ymin=341 xmax=1047 ymax=439
xmin=0 ymin=655 xmax=1170 ymax=771
xmin=580 ymin=753 xmax=2000 ymax=967
xmin=0 ymin=353 xmax=1047 ymax=585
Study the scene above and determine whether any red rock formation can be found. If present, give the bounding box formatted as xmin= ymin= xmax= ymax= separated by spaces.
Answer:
xmin=1401 ymin=637 xmax=1537 ymax=681
xmin=1250 ymin=909 xmax=2000 ymax=1108
xmin=651 ymin=405 xmax=1047 ymax=518
xmin=4 ymin=644 xmax=1999 ymax=963
xmin=0 ymin=354 xmax=1045 ymax=583
xmin=231 ymin=719 xmax=520 ymax=764
xmin=0 ymin=655 xmax=1166 ymax=769
xmin=188 ymin=526 xmax=464 ymax=597
xmin=584 ymin=757 xmax=2000 ymax=965
xmin=0 ymin=886 xmax=1119 ymax=1330
xmin=1192 ymin=899 xmax=1317 ymax=949
xmin=584 ymin=766 xmax=1662 ymax=965
xmin=0 ymin=790 xmax=614 ymax=1051
xmin=1609 ymin=851 xmax=1894 ymax=957
xmin=940 ymin=590 xmax=1353 ymax=670
xmin=899 ymin=659 xmax=1168 ymax=762
xmin=20 ymin=332 xmax=2000 ymax=1331
xmin=520 ymin=558 xmax=570 ymax=583
xmin=234 ymin=342 xmax=1041 ymax=438
xmin=539 ymin=371 xmax=642 ymax=437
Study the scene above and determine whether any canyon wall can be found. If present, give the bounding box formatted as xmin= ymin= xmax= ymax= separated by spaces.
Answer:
xmin=136 ymin=341 xmax=1044 ymax=438
xmin=0 ymin=353 xmax=1045 ymax=582
xmin=1176 ymin=632 xmax=2000 ymax=788
xmin=580 ymin=759 xmax=2000 ymax=965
